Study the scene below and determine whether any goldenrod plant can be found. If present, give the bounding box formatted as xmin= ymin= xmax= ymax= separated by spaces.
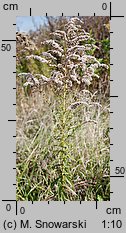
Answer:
xmin=17 ymin=17 xmax=110 ymax=201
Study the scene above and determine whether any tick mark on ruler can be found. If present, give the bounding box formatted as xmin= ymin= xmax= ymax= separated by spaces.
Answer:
xmin=110 ymin=2 xmax=112 ymax=20
xmin=94 ymin=13 xmax=96 ymax=16
xmin=2 ymin=40 xmax=16 ymax=42
xmin=16 ymin=201 xmax=18 ymax=215
xmin=110 ymin=2 xmax=124 ymax=19
xmin=46 ymin=13 xmax=48 ymax=16
xmin=2 ymin=199 xmax=16 ymax=202
xmin=110 ymin=95 xmax=118 ymax=98
xmin=8 ymin=120 xmax=16 ymax=122
xmin=110 ymin=160 xmax=114 ymax=162
xmin=78 ymin=13 xmax=80 ymax=16
xmin=111 ymin=16 xmax=124 ymax=18
xmin=110 ymin=175 xmax=124 ymax=178
xmin=96 ymin=200 xmax=98 ymax=209
xmin=13 ymin=72 xmax=16 ymax=74
xmin=110 ymin=191 xmax=114 ymax=194
xmin=13 ymin=88 xmax=16 ymax=90
xmin=13 ymin=56 xmax=16 ymax=58
xmin=62 ymin=13 xmax=63 ymax=16
xmin=48 ymin=201 xmax=50 ymax=204
xmin=30 ymin=8 xmax=32 ymax=16
xmin=13 ymin=23 xmax=16 ymax=26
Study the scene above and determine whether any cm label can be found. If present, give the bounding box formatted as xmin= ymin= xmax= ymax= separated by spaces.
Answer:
xmin=3 ymin=3 xmax=18 ymax=11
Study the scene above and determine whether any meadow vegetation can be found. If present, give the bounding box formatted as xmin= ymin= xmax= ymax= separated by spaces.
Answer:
xmin=16 ymin=16 xmax=110 ymax=201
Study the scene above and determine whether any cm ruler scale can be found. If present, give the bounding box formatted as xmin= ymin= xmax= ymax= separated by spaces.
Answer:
xmin=0 ymin=0 xmax=126 ymax=232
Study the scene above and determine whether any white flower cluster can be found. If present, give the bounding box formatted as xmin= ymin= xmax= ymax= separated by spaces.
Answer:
xmin=26 ymin=55 xmax=48 ymax=63
xmin=18 ymin=73 xmax=39 ymax=87
xmin=18 ymin=70 xmax=64 ymax=87
xmin=41 ymin=52 xmax=57 ymax=61
xmin=20 ymin=17 xmax=108 ymax=89
xmin=51 ymin=30 xmax=67 ymax=41
xmin=42 ymin=39 xmax=64 ymax=53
